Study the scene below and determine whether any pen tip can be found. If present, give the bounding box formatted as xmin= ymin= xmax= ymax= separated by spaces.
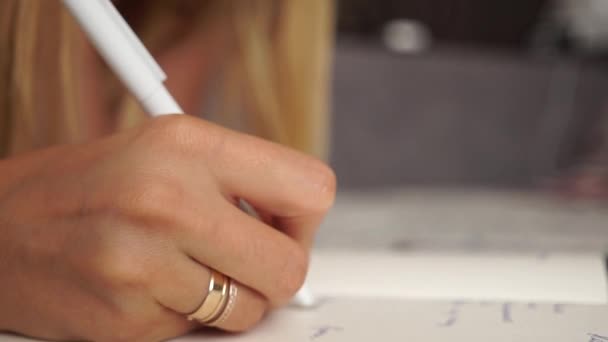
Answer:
xmin=291 ymin=286 xmax=317 ymax=309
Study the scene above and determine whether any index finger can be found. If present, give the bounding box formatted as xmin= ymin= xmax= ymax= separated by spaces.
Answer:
xmin=204 ymin=122 xmax=337 ymax=247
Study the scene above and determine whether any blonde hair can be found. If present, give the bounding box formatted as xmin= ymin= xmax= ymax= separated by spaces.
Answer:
xmin=0 ymin=0 xmax=334 ymax=158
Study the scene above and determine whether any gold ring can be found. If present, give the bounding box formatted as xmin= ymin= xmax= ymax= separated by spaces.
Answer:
xmin=188 ymin=269 xmax=229 ymax=323
xmin=208 ymin=279 xmax=238 ymax=327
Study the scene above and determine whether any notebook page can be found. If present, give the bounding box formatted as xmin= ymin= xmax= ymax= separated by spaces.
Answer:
xmin=308 ymin=250 xmax=608 ymax=304
xmin=176 ymin=298 xmax=608 ymax=342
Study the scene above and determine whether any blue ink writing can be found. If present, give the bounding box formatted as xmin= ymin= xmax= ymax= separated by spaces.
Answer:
xmin=589 ymin=333 xmax=608 ymax=342
xmin=502 ymin=303 xmax=513 ymax=323
xmin=438 ymin=302 xmax=463 ymax=327
xmin=310 ymin=326 xmax=344 ymax=340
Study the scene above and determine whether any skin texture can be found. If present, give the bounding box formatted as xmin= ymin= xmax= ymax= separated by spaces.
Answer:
xmin=0 ymin=115 xmax=336 ymax=341
xmin=0 ymin=4 xmax=336 ymax=339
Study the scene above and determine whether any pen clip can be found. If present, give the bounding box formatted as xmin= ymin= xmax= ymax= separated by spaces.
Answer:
xmin=97 ymin=0 xmax=167 ymax=82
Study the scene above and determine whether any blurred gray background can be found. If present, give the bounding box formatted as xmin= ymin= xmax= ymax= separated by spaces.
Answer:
xmin=330 ymin=0 xmax=608 ymax=190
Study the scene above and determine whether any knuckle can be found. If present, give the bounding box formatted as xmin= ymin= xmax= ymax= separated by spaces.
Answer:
xmin=132 ymin=115 xmax=199 ymax=158
xmin=137 ymin=115 xmax=225 ymax=160
xmin=143 ymin=115 xmax=196 ymax=145
xmin=157 ymin=115 xmax=197 ymax=145
xmin=90 ymin=244 xmax=150 ymax=291
xmin=117 ymin=176 xmax=185 ymax=221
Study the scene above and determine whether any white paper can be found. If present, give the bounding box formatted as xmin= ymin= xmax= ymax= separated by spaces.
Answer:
xmin=0 ymin=250 xmax=605 ymax=342
xmin=2 ymin=299 xmax=607 ymax=342
xmin=175 ymin=299 xmax=608 ymax=342
xmin=308 ymin=250 xmax=608 ymax=304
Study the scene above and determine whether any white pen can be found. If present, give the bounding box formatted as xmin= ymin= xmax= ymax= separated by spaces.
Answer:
xmin=62 ymin=0 xmax=316 ymax=308
xmin=62 ymin=0 xmax=181 ymax=116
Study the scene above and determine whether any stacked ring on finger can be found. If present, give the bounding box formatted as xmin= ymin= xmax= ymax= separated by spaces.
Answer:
xmin=187 ymin=269 xmax=238 ymax=326
xmin=187 ymin=270 xmax=228 ymax=324
xmin=208 ymin=278 xmax=238 ymax=327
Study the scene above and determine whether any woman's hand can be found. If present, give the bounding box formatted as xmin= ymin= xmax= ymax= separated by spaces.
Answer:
xmin=0 ymin=115 xmax=336 ymax=341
